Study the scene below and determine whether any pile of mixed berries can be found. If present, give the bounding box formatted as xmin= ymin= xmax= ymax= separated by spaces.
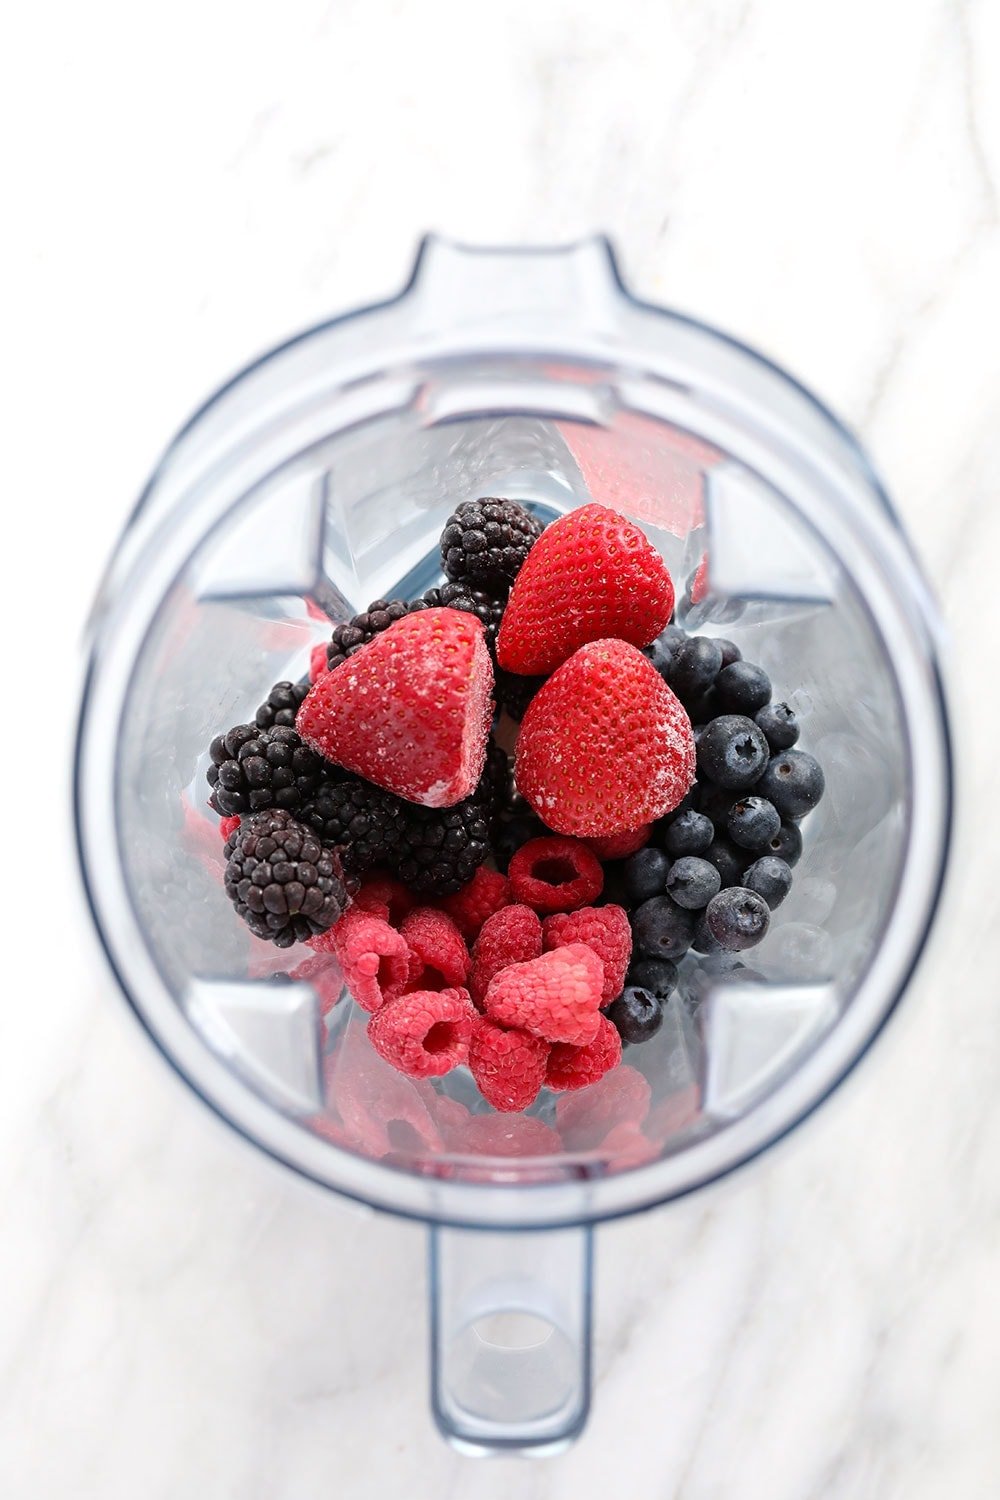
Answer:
xmin=205 ymin=497 xmax=824 ymax=1113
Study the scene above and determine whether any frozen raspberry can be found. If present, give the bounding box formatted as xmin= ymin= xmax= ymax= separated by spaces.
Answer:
xmin=296 ymin=608 xmax=494 ymax=808
xmin=367 ymin=987 xmax=474 ymax=1078
xmin=310 ymin=644 xmax=330 ymax=683
xmin=457 ymin=1113 xmax=561 ymax=1156
xmin=599 ymin=1121 xmax=659 ymax=1170
xmin=289 ymin=950 xmax=344 ymax=1018
xmin=438 ymin=866 xmax=511 ymax=941
xmin=311 ymin=908 xmax=410 ymax=1013
xmin=507 ymin=836 xmax=603 ymax=914
xmin=496 ymin=502 xmax=675 ymax=675
xmin=469 ymin=904 xmax=543 ymax=1007
xmin=515 ymin=639 xmax=696 ymax=836
xmin=325 ymin=1026 xmax=442 ymax=1156
xmin=219 ymin=814 xmax=241 ymax=842
xmin=400 ymin=907 xmax=470 ymax=992
xmin=352 ymin=872 xmax=415 ymax=925
xmin=555 ymin=1063 xmax=651 ymax=1149
xmin=484 ymin=944 xmax=603 ymax=1046
xmin=584 ymin=825 xmax=652 ymax=860
xmin=543 ymin=905 xmax=631 ymax=1003
xmin=468 ymin=1016 xmax=550 ymax=1112
xmin=545 ymin=1014 xmax=622 ymax=1091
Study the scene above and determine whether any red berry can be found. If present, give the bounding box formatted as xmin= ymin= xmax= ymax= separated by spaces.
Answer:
xmin=296 ymin=608 xmax=494 ymax=807
xmin=584 ymin=824 xmax=651 ymax=860
xmin=400 ymin=907 xmax=470 ymax=992
xmin=309 ymin=643 xmax=330 ymax=683
xmin=324 ymin=1025 xmax=442 ymax=1156
xmin=690 ymin=552 xmax=709 ymax=604
xmin=507 ymin=836 xmax=603 ymax=914
xmin=546 ymin=1013 xmax=622 ymax=1091
xmin=352 ymin=872 xmax=415 ymax=926
xmin=288 ymin=950 xmax=344 ymax=1018
xmin=457 ymin=1113 xmax=561 ymax=1156
xmin=367 ymin=987 xmax=475 ymax=1078
xmin=219 ymin=814 xmax=241 ymax=842
xmin=469 ymin=904 xmax=543 ymax=1007
xmin=496 ymin=503 xmax=675 ymax=675
xmin=468 ymin=1016 xmax=550 ymax=1112
xmin=555 ymin=1063 xmax=651 ymax=1148
xmin=599 ymin=1121 xmax=658 ymax=1169
xmin=438 ymin=865 xmax=511 ymax=940
xmin=310 ymin=908 xmax=410 ymax=1013
xmin=484 ymin=943 xmax=603 ymax=1046
xmin=515 ymin=639 xmax=695 ymax=836
xmin=543 ymin=904 xmax=631 ymax=1004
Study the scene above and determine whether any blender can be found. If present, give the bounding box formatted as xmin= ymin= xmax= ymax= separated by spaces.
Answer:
xmin=74 ymin=237 xmax=952 ymax=1453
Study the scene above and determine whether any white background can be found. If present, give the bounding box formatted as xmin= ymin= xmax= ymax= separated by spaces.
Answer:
xmin=3 ymin=1 xmax=1000 ymax=1496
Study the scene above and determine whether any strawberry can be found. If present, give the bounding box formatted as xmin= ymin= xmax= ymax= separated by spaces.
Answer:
xmin=515 ymin=639 xmax=696 ymax=836
xmin=495 ymin=503 xmax=675 ymax=675
xmin=296 ymin=608 xmax=494 ymax=808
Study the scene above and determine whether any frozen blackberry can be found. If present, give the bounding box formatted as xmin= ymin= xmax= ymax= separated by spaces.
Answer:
xmin=325 ymin=598 xmax=414 ymax=672
xmin=393 ymin=794 xmax=492 ymax=896
xmin=480 ymin=742 xmax=513 ymax=817
xmin=224 ymin=809 xmax=348 ymax=948
xmin=419 ymin=580 xmax=507 ymax=651
xmin=494 ymin=666 xmax=545 ymax=721
xmin=254 ymin=679 xmax=310 ymax=730
xmin=440 ymin=497 xmax=543 ymax=591
xmin=207 ymin=724 xmax=326 ymax=817
xmin=493 ymin=812 xmax=548 ymax=873
xmin=299 ymin=776 xmax=406 ymax=876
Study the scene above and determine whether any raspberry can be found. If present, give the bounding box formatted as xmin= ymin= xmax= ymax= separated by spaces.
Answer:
xmin=325 ymin=1027 xmax=442 ymax=1157
xmin=400 ymin=907 xmax=470 ymax=991
xmin=584 ymin=825 xmax=652 ymax=860
xmin=219 ymin=814 xmax=241 ymax=842
xmin=543 ymin=905 xmax=631 ymax=1003
xmin=352 ymin=872 xmax=415 ymax=925
xmin=545 ymin=1014 xmax=622 ymax=1091
xmin=469 ymin=904 xmax=543 ymax=1007
xmin=438 ymin=865 xmax=511 ymax=940
xmin=310 ymin=643 xmax=330 ymax=683
xmin=484 ymin=943 xmax=603 ymax=1046
xmin=457 ymin=1113 xmax=561 ymax=1157
xmin=555 ymin=1064 xmax=652 ymax=1149
xmin=515 ymin=639 xmax=696 ymax=836
xmin=468 ymin=1016 xmax=550 ymax=1112
xmin=297 ymin=608 xmax=494 ymax=808
xmin=312 ymin=908 xmax=410 ymax=1012
xmin=599 ymin=1121 xmax=659 ymax=1170
xmin=496 ymin=502 xmax=675 ymax=675
xmin=289 ymin=950 xmax=344 ymax=1018
xmin=440 ymin=497 xmax=543 ymax=591
xmin=507 ymin=836 xmax=603 ymax=914
xmin=367 ymin=988 xmax=475 ymax=1078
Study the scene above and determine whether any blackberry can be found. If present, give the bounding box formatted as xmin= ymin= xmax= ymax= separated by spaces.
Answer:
xmin=481 ymin=742 xmax=512 ymax=818
xmin=207 ymin=724 xmax=326 ymax=817
xmin=494 ymin=666 xmax=545 ymax=722
xmin=440 ymin=497 xmax=543 ymax=591
xmin=254 ymin=679 xmax=310 ymax=730
xmin=326 ymin=598 xmax=413 ymax=672
xmin=393 ymin=794 xmax=492 ymax=896
xmin=223 ymin=809 xmax=348 ymax=948
xmin=299 ymin=776 xmax=407 ymax=876
xmin=493 ymin=812 xmax=547 ymax=873
xmin=419 ymin=580 xmax=507 ymax=652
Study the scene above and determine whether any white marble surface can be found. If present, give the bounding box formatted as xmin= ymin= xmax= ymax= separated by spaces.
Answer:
xmin=5 ymin=0 xmax=1000 ymax=1494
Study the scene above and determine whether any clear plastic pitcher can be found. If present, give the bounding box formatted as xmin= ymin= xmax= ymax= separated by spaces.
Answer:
xmin=75 ymin=238 xmax=952 ymax=1454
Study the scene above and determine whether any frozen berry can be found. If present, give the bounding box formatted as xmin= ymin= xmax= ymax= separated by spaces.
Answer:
xmin=742 ymin=855 xmax=794 ymax=909
xmin=493 ymin=813 xmax=548 ymax=872
xmin=691 ymin=911 xmax=723 ymax=953
xmin=697 ymin=781 xmax=737 ymax=828
xmin=254 ymin=679 xmax=310 ymax=730
xmin=440 ymin=497 xmax=543 ymax=591
xmin=727 ymin=795 xmax=781 ymax=851
xmin=494 ymin=667 xmax=545 ymax=722
xmin=543 ymin=905 xmax=632 ymax=1003
xmin=485 ymin=943 xmax=604 ymax=1046
xmin=584 ymin=825 xmax=653 ymax=860
xmin=607 ymin=986 xmax=663 ymax=1045
xmin=400 ymin=907 xmax=471 ymax=992
xmin=716 ymin=639 xmax=742 ymax=668
xmin=765 ymin=820 xmax=803 ymax=867
xmin=438 ymin=866 xmax=511 ymax=940
xmin=703 ymin=837 xmax=748 ymax=888
xmin=312 ymin=907 xmax=410 ymax=1011
xmin=508 ymin=836 xmax=604 ymax=914
xmin=546 ymin=1013 xmax=622 ymax=1089
xmin=645 ymin=626 xmax=685 ymax=679
xmin=757 ymin=750 xmax=825 ymax=820
xmin=705 ymin=887 xmax=771 ymax=951
xmin=669 ymin=636 xmax=723 ymax=700
xmin=631 ymin=896 xmax=695 ymax=961
xmin=224 ymin=809 xmax=348 ymax=947
xmin=621 ymin=846 xmax=670 ymax=902
xmin=469 ymin=904 xmax=543 ymax=1007
xmin=393 ymin=793 xmax=492 ymax=896
xmin=714 ymin=660 xmax=771 ymax=715
xmin=208 ymin=723 xmax=326 ymax=817
xmin=300 ymin=776 xmax=405 ymax=876
xmin=662 ymin=809 xmax=714 ymax=857
xmin=626 ymin=956 xmax=677 ymax=999
xmin=468 ymin=1017 xmax=550 ymax=1112
xmin=665 ymin=856 xmax=722 ymax=910
xmin=697 ymin=714 xmax=769 ymax=790
xmin=368 ymin=987 xmax=475 ymax=1078
xmin=755 ymin=701 xmax=799 ymax=751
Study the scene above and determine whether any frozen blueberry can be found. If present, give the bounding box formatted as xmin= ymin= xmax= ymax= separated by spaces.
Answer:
xmin=757 ymin=749 xmax=825 ymax=820
xmin=645 ymin=624 xmax=688 ymax=678
xmin=626 ymin=957 xmax=678 ymax=999
xmin=697 ymin=714 xmax=770 ymax=790
xmin=697 ymin=782 xmax=738 ymax=828
xmin=715 ymin=638 xmax=742 ymax=668
xmin=607 ymin=986 xmax=664 ymax=1045
xmin=754 ymin=701 xmax=799 ymax=751
xmin=703 ymin=836 xmax=748 ymax=888
xmin=631 ymin=896 xmax=695 ymax=961
xmin=669 ymin=636 xmax=724 ymax=700
xmin=727 ymin=795 xmax=781 ymax=851
xmin=715 ymin=661 xmax=772 ymax=715
xmin=742 ymin=854 xmax=793 ymax=909
xmin=665 ymin=856 xmax=722 ymax=910
xmin=663 ymin=809 xmax=714 ymax=856
xmin=621 ymin=846 xmax=671 ymax=902
xmin=705 ymin=886 xmax=771 ymax=951
xmin=765 ymin=820 xmax=803 ymax=867
xmin=691 ymin=911 xmax=723 ymax=954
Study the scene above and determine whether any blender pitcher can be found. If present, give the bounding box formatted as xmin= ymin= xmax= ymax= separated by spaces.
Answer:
xmin=74 ymin=238 xmax=952 ymax=1454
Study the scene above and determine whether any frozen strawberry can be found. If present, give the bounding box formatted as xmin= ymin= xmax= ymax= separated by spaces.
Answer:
xmin=400 ymin=907 xmax=470 ymax=992
xmin=584 ymin=824 xmax=651 ymax=860
xmin=469 ymin=904 xmax=543 ymax=1007
xmin=468 ymin=1016 xmax=550 ymax=1112
xmin=496 ymin=503 xmax=675 ymax=674
xmin=311 ymin=907 xmax=410 ymax=1013
xmin=507 ymin=836 xmax=604 ymax=914
xmin=438 ymin=866 xmax=511 ymax=940
xmin=543 ymin=905 xmax=631 ymax=1003
xmin=484 ymin=943 xmax=603 ymax=1046
xmin=296 ymin=608 xmax=494 ymax=808
xmin=515 ymin=639 xmax=695 ymax=836
xmin=367 ymin=987 xmax=475 ymax=1078
xmin=690 ymin=552 xmax=709 ymax=604
xmin=545 ymin=1014 xmax=622 ymax=1091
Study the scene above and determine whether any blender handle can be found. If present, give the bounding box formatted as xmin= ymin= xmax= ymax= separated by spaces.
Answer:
xmin=428 ymin=1222 xmax=593 ymax=1455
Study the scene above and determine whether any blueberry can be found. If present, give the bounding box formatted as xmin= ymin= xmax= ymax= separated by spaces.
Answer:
xmin=755 ymin=701 xmax=799 ymax=751
xmin=631 ymin=896 xmax=695 ymax=961
xmin=757 ymin=749 xmax=825 ymax=820
xmin=765 ymin=820 xmax=803 ymax=867
xmin=645 ymin=625 xmax=688 ymax=678
xmin=715 ymin=661 xmax=772 ymax=715
xmin=663 ymin=809 xmax=714 ymax=856
xmin=705 ymin=887 xmax=771 ymax=951
xmin=727 ymin=795 xmax=781 ymax=851
xmin=715 ymin=638 xmax=742 ymax=668
xmin=703 ymin=836 xmax=748 ymax=888
xmin=621 ymin=846 xmax=671 ymax=901
xmin=665 ymin=856 xmax=722 ymax=910
xmin=626 ymin=957 xmax=678 ymax=999
xmin=742 ymin=854 xmax=793 ymax=909
xmin=697 ymin=781 xmax=738 ymax=828
xmin=669 ymin=636 xmax=724 ymax=700
xmin=691 ymin=912 xmax=723 ymax=953
xmin=697 ymin=714 xmax=770 ymax=790
xmin=607 ymin=986 xmax=664 ymax=1044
